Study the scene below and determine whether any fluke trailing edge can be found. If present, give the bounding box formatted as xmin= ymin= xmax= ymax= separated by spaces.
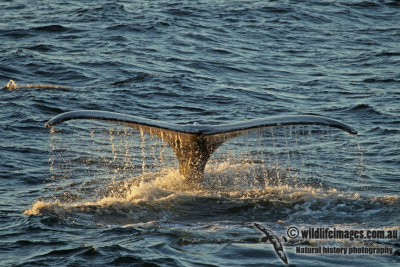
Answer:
xmin=46 ymin=110 xmax=357 ymax=183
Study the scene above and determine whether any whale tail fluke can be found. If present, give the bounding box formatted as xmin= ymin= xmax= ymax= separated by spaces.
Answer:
xmin=46 ymin=110 xmax=357 ymax=183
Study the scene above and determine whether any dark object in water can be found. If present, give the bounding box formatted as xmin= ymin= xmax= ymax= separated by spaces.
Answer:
xmin=46 ymin=110 xmax=357 ymax=183
xmin=3 ymin=79 xmax=70 ymax=90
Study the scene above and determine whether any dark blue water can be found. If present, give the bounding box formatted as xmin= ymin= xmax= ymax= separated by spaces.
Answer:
xmin=1 ymin=1 xmax=399 ymax=266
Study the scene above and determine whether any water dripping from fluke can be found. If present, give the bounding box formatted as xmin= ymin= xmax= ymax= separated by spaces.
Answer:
xmin=45 ymin=110 xmax=357 ymax=185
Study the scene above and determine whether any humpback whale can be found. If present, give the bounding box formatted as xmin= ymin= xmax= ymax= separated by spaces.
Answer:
xmin=46 ymin=110 xmax=357 ymax=184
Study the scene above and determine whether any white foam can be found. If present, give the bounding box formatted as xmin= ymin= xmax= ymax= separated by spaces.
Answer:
xmin=24 ymin=163 xmax=365 ymax=223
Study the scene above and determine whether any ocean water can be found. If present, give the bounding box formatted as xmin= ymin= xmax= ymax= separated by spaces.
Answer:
xmin=1 ymin=0 xmax=399 ymax=266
